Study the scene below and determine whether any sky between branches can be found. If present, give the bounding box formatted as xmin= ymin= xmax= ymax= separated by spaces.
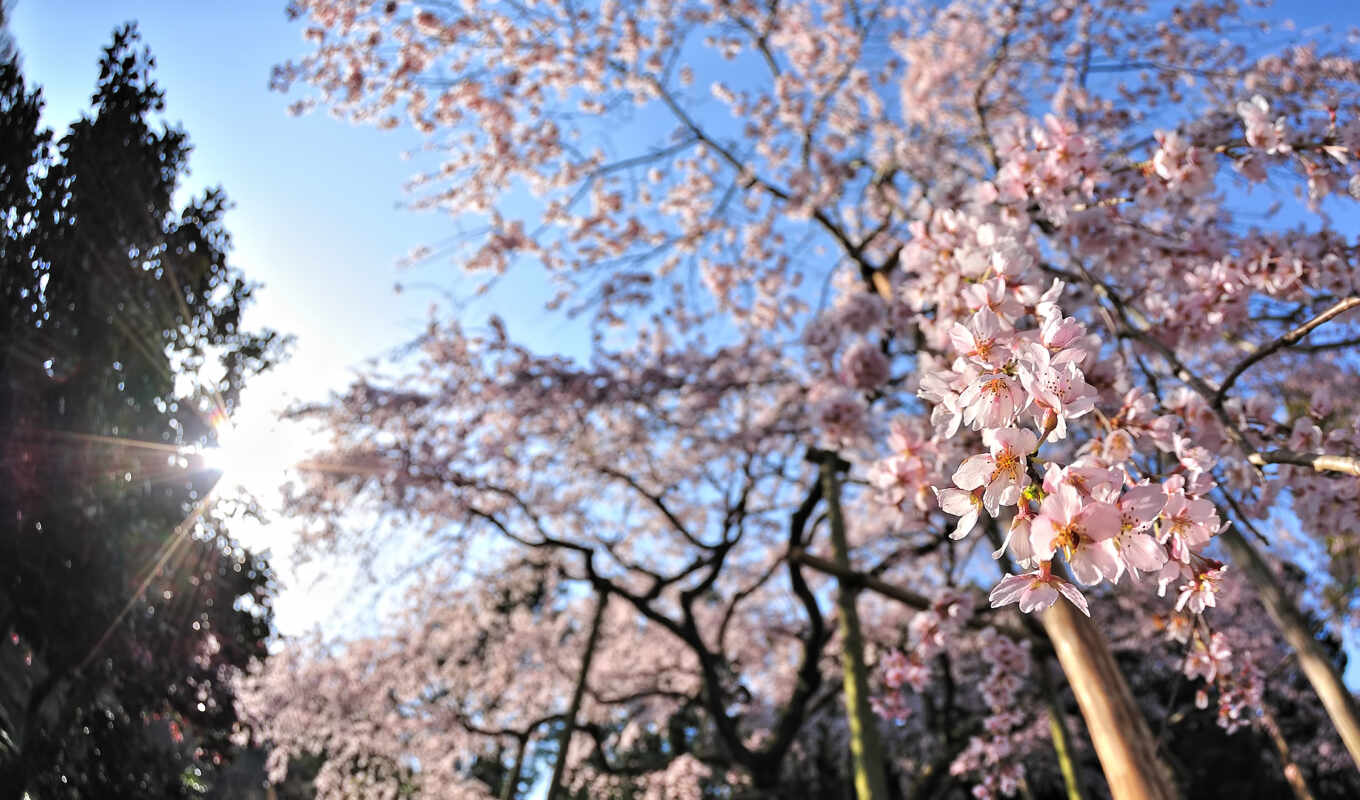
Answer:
xmin=8 ymin=0 xmax=508 ymax=636
xmin=11 ymin=0 xmax=1360 ymax=684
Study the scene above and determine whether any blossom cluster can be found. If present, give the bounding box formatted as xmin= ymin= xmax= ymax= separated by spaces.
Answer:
xmin=1167 ymin=619 xmax=1266 ymax=735
xmin=913 ymin=222 xmax=1226 ymax=617
xmin=948 ymin=629 xmax=1033 ymax=800
xmin=872 ymin=591 xmax=973 ymax=722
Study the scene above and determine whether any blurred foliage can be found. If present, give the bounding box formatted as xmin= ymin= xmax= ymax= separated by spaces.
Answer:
xmin=0 ymin=23 xmax=285 ymax=798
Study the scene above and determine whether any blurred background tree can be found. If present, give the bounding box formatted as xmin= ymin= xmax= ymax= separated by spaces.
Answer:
xmin=0 ymin=22 xmax=285 ymax=799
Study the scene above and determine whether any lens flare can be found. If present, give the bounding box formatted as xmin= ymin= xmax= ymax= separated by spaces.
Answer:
xmin=200 ymin=410 xmax=286 ymax=495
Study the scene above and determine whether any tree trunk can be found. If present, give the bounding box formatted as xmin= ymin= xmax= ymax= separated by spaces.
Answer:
xmin=1040 ymin=599 xmax=1180 ymax=800
xmin=1218 ymin=528 xmax=1360 ymax=773
xmin=545 ymin=593 xmax=606 ymax=800
xmin=1038 ymin=657 xmax=1087 ymax=800
xmin=500 ymin=734 xmax=529 ymax=800
xmin=819 ymin=457 xmax=891 ymax=800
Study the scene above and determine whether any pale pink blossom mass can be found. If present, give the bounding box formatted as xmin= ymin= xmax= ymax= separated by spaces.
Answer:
xmin=234 ymin=0 xmax=1360 ymax=795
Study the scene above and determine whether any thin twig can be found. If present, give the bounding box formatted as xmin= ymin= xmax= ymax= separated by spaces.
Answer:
xmin=1213 ymin=296 xmax=1360 ymax=407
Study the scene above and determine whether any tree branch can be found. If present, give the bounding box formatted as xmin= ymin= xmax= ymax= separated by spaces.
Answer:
xmin=1213 ymin=296 xmax=1360 ymax=407
xmin=1247 ymin=449 xmax=1360 ymax=478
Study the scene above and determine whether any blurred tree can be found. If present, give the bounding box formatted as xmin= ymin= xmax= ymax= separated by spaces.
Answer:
xmin=0 ymin=24 xmax=285 ymax=799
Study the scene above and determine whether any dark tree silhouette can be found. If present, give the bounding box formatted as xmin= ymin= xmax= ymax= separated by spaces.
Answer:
xmin=0 ymin=25 xmax=285 ymax=798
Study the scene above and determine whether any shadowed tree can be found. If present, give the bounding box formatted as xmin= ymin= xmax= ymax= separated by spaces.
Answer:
xmin=0 ymin=25 xmax=285 ymax=799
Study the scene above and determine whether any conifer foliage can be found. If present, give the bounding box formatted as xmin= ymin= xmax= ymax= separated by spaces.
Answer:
xmin=0 ymin=25 xmax=284 ymax=798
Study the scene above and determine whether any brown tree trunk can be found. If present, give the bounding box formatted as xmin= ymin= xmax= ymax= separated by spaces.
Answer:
xmin=819 ymin=457 xmax=891 ymax=800
xmin=1040 ymin=600 xmax=1180 ymax=800
xmin=1218 ymin=528 xmax=1360 ymax=773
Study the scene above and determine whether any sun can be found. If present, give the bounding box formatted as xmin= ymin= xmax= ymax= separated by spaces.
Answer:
xmin=199 ymin=408 xmax=294 ymax=497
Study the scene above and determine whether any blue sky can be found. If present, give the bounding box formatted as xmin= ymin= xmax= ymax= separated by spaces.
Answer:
xmin=12 ymin=2 xmax=454 ymax=391
xmin=11 ymin=0 xmax=586 ymax=408
xmin=9 ymin=1 xmax=593 ymax=633
xmin=13 ymin=0 xmax=1360 ymax=677
xmin=11 ymin=0 xmax=465 ymax=633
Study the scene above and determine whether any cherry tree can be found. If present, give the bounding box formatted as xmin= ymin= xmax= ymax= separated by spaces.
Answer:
xmin=243 ymin=0 xmax=1360 ymax=797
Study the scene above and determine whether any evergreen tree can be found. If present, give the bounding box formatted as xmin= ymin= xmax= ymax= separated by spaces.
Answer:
xmin=0 ymin=25 xmax=284 ymax=798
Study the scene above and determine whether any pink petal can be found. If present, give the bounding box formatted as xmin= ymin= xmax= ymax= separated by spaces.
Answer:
xmin=1028 ymin=517 xmax=1059 ymax=560
xmin=1018 ymin=582 xmax=1059 ymax=613
xmin=1069 ymin=540 xmax=1122 ymax=585
xmin=988 ymin=573 xmax=1033 ymax=609
xmin=950 ymin=507 xmax=980 ymax=541
xmin=1053 ymin=579 xmax=1091 ymax=616
xmin=1121 ymin=532 xmax=1167 ymax=573
xmin=952 ymin=454 xmax=993 ymax=491
xmin=935 ymin=487 xmax=975 ymax=516
xmin=1079 ymin=502 xmax=1121 ymax=542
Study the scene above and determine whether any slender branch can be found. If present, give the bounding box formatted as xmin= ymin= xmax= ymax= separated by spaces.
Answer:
xmin=1213 ymin=296 xmax=1360 ymax=407
xmin=1259 ymin=703 xmax=1319 ymax=800
xmin=596 ymin=464 xmax=704 ymax=548
xmin=723 ymin=1 xmax=781 ymax=78
xmin=787 ymin=547 xmax=1039 ymax=646
xmin=972 ymin=8 xmax=1017 ymax=172
xmin=546 ymin=592 xmax=607 ymax=800
xmin=763 ymin=476 xmax=832 ymax=769
xmin=1247 ymin=449 xmax=1360 ymax=478
xmin=789 ymin=547 xmax=930 ymax=609
xmin=578 ymin=557 xmax=760 ymax=772
xmin=499 ymin=733 xmax=530 ymax=800
xmin=645 ymin=74 xmax=891 ymax=280
xmin=1294 ymin=335 xmax=1360 ymax=354
xmin=717 ymin=554 xmax=784 ymax=652
xmin=1216 ymin=490 xmax=1271 ymax=546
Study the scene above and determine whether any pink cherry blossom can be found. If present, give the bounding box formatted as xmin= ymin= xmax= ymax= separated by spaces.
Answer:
xmin=1237 ymin=95 xmax=1290 ymax=154
xmin=1185 ymin=631 xmax=1234 ymax=683
xmin=988 ymin=562 xmax=1090 ymax=617
xmin=1113 ymin=484 xmax=1168 ymax=576
xmin=958 ymin=372 xmax=1028 ymax=431
xmin=949 ymin=308 xmax=1012 ymax=370
xmin=961 ymin=277 xmax=1023 ymax=322
xmin=1029 ymin=484 xmax=1122 ymax=585
xmin=1176 ymin=563 xmax=1227 ymax=615
xmin=1160 ymin=491 xmax=1222 ymax=563
xmin=1017 ymin=357 xmax=1097 ymax=440
xmin=953 ymin=427 xmax=1038 ymax=514
xmin=918 ymin=370 xmax=964 ymax=437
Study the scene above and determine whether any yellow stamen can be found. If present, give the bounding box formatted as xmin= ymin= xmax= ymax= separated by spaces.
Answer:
xmin=990 ymin=450 xmax=1020 ymax=483
xmin=1050 ymin=524 xmax=1079 ymax=560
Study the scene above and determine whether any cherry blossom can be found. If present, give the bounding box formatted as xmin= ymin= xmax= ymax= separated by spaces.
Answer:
xmin=989 ymin=562 xmax=1090 ymax=617
xmin=1029 ymin=484 xmax=1123 ymax=586
xmin=952 ymin=427 xmax=1038 ymax=515
xmin=249 ymin=0 xmax=1360 ymax=794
